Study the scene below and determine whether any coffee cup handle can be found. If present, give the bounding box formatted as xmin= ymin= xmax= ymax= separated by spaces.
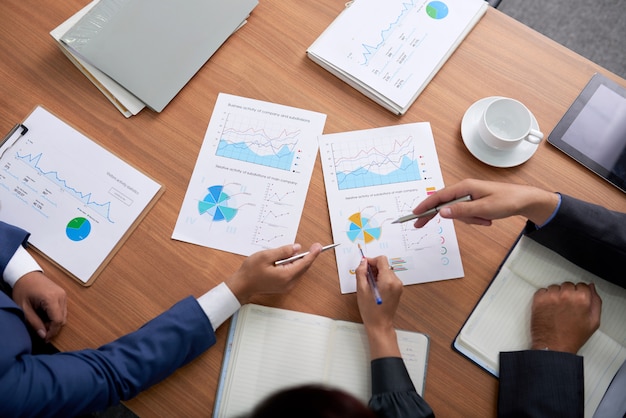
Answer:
xmin=526 ymin=128 xmax=544 ymax=144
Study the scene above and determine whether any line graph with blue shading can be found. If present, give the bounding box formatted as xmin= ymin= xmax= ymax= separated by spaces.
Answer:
xmin=216 ymin=113 xmax=301 ymax=171
xmin=16 ymin=151 xmax=114 ymax=222
xmin=331 ymin=135 xmax=421 ymax=190
xmin=360 ymin=0 xmax=418 ymax=65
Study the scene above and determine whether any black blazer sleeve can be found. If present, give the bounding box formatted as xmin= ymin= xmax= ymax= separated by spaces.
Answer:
xmin=368 ymin=357 xmax=435 ymax=418
xmin=498 ymin=350 xmax=584 ymax=418
xmin=524 ymin=194 xmax=626 ymax=287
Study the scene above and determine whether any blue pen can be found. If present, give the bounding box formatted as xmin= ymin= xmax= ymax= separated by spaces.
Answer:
xmin=358 ymin=244 xmax=382 ymax=305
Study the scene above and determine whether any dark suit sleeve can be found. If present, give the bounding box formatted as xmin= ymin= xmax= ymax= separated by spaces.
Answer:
xmin=0 ymin=295 xmax=217 ymax=418
xmin=369 ymin=357 xmax=435 ymax=418
xmin=498 ymin=350 xmax=584 ymax=418
xmin=498 ymin=194 xmax=624 ymax=417
xmin=524 ymin=194 xmax=626 ymax=287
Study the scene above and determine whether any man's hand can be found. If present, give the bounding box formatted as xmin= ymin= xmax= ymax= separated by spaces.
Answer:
xmin=12 ymin=271 xmax=67 ymax=342
xmin=225 ymin=243 xmax=322 ymax=305
xmin=411 ymin=178 xmax=560 ymax=228
xmin=530 ymin=282 xmax=602 ymax=353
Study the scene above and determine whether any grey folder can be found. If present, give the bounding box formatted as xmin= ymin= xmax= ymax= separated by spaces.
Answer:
xmin=61 ymin=0 xmax=258 ymax=112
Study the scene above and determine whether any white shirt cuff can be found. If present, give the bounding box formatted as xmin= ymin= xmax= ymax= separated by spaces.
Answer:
xmin=4 ymin=245 xmax=42 ymax=288
xmin=197 ymin=282 xmax=241 ymax=331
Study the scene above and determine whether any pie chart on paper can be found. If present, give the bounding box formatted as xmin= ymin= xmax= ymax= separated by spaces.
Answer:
xmin=426 ymin=1 xmax=449 ymax=19
xmin=346 ymin=212 xmax=382 ymax=243
xmin=66 ymin=217 xmax=91 ymax=241
xmin=198 ymin=185 xmax=238 ymax=222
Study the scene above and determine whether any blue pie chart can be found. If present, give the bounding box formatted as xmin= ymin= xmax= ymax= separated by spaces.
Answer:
xmin=198 ymin=185 xmax=238 ymax=222
xmin=426 ymin=1 xmax=449 ymax=19
xmin=66 ymin=217 xmax=91 ymax=241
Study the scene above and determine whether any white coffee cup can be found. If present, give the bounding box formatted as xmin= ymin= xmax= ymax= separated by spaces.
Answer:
xmin=478 ymin=98 xmax=543 ymax=150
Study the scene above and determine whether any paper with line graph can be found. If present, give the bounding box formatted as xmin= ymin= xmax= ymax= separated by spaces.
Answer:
xmin=0 ymin=106 xmax=162 ymax=285
xmin=307 ymin=0 xmax=488 ymax=114
xmin=173 ymin=93 xmax=326 ymax=256
xmin=319 ymin=122 xmax=463 ymax=293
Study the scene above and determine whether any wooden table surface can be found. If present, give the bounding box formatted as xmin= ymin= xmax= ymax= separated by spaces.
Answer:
xmin=1 ymin=1 xmax=625 ymax=417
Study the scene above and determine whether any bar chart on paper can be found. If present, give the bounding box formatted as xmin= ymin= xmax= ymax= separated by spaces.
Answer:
xmin=319 ymin=123 xmax=464 ymax=293
xmin=173 ymin=94 xmax=326 ymax=256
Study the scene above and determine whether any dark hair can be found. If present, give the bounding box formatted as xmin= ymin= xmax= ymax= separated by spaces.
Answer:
xmin=248 ymin=384 xmax=376 ymax=418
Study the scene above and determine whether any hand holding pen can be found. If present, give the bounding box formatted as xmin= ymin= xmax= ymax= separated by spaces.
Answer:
xmin=225 ymin=243 xmax=323 ymax=305
xmin=406 ymin=179 xmax=561 ymax=228
xmin=355 ymin=254 xmax=404 ymax=358
xmin=358 ymin=244 xmax=382 ymax=304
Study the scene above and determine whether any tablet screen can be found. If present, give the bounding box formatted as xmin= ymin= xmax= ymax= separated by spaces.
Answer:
xmin=548 ymin=73 xmax=626 ymax=192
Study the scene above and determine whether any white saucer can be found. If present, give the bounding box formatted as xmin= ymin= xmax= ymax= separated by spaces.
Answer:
xmin=461 ymin=96 xmax=541 ymax=168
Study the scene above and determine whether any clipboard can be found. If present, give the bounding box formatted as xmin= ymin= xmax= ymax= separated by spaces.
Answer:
xmin=0 ymin=106 xmax=164 ymax=286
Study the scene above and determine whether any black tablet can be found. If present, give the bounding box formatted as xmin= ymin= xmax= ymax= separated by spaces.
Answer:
xmin=548 ymin=73 xmax=626 ymax=193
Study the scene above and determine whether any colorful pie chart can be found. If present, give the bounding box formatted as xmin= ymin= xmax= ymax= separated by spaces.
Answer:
xmin=66 ymin=217 xmax=91 ymax=241
xmin=198 ymin=185 xmax=238 ymax=222
xmin=346 ymin=212 xmax=382 ymax=243
xmin=426 ymin=1 xmax=449 ymax=19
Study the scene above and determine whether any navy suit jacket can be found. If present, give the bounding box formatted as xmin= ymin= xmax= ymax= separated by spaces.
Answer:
xmin=0 ymin=222 xmax=217 ymax=417
xmin=497 ymin=194 xmax=626 ymax=417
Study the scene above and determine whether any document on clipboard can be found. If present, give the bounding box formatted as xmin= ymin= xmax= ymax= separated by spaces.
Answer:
xmin=0 ymin=106 xmax=163 ymax=285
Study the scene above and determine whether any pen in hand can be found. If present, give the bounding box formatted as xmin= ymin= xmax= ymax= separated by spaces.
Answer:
xmin=358 ymin=244 xmax=382 ymax=305
xmin=391 ymin=195 xmax=472 ymax=224
xmin=274 ymin=243 xmax=340 ymax=265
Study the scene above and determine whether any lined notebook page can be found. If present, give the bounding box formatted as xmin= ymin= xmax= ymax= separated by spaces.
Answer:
xmin=215 ymin=304 xmax=428 ymax=417
xmin=325 ymin=323 xmax=430 ymax=402
xmin=326 ymin=322 xmax=371 ymax=402
xmin=456 ymin=235 xmax=626 ymax=417
xmin=396 ymin=330 xmax=430 ymax=395
xmin=217 ymin=305 xmax=334 ymax=417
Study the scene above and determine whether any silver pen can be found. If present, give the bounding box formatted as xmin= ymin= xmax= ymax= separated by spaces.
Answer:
xmin=392 ymin=195 xmax=472 ymax=224
xmin=274 ymin=243 xmax=340 ymax=265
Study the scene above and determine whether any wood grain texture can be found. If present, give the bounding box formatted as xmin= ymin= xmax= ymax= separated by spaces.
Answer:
xmin=1 ymin=1 xmax=625 ymax=417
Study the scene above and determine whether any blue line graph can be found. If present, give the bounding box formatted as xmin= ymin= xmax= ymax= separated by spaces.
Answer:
xmin=331 ymin=135 xmax=421 ymax=190
xmin=16 ymin=152 xmax=114 ymax=222
xmin=361 ymin=0 xmax=417 ymax=65
xmin=216 ymin=114 xmax=301 ymax=171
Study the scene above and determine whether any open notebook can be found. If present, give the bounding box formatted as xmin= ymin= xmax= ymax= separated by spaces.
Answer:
xmin=454 ymin=234 xmax=626 ymax=417
xmin=214 ymin=304 xmax=430 ymax=417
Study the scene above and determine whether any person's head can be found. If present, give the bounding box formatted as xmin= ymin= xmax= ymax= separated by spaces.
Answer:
xmin=248 ymin=384 xmax=376 ymax=418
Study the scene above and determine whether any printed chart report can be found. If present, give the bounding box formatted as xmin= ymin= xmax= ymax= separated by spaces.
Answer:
xmin=173 ymin=93 xmax=326 ymax=256
xmin=309 ymin=0 xmax=486 ymax=109
xmin=319 ymin=123 xmax=464 ymax=293
xmin=0 ymin=106 xmax=162 ymax=284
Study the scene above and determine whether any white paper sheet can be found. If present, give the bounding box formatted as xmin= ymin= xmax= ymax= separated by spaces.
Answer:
xmin=0 ymin=106 xmax=162 ymax=283
xmin=172 ymin=93 xmax=326 ymax=256
xmin=319 ymin=122 xmax=463 ymax=293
